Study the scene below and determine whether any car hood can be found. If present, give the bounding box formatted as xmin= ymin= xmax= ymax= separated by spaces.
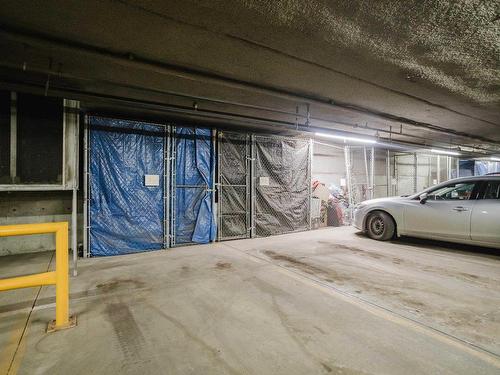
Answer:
xmin=359 ymin=196 xmax=407 ymax=206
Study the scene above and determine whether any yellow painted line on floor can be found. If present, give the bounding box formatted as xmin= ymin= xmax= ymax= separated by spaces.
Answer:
xmin=233 ymin=246 xmax=500 ymax=368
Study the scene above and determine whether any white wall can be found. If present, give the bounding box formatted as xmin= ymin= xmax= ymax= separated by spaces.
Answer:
xmin=312 ymin=143 xmax=346 ymax=188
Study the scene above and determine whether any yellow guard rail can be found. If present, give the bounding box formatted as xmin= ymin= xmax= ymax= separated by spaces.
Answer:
xmin=0 ymin=222 xmax=76 ymax=332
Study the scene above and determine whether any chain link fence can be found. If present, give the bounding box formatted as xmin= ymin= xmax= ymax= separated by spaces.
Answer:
xmin=340 ymin=148 xmax=460 ymax=223
xmin=393 ymin=153 xmax=417 ymax=196
xmin=393 ymin=152 xmax=459 ymax=196
xmin=373 ymin=149 xmax=390 ymax=198
xmin=217 ymin=133 xmax=462 ymax=235
xmin=254 ymin=135 xmax=311 ymax=237
xmin=218 ymin=132 xmax=251 ymax=240
xmin=348 ymin=146 xmax=372 ymax=206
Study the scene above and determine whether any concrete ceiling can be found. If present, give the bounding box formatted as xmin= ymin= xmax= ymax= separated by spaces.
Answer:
xmin=0 ymin=0 xmax=499 ymax=154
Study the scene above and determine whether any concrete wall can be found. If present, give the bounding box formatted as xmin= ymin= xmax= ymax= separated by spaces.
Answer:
xmin=0 ymin=95 xmax=80 ymax=256
xmin=0 ymin=191 xmax=82 ymax=256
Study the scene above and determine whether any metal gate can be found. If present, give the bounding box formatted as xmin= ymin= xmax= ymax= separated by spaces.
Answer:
xmin=347 ymin=146 xmax=374 ymax=205
xmin=85 ymin=116 xmax=168 ymax=256
xmin=393 ymin=153 xmax=458 ymax=197
xmin=394 ymin=153 xmax=417 ymax=196
xmin=170 ymin=126 xmax=216 ymax=246
xmin=253 ymin=135 xmax=311 ymax=237
xmin=217 ymin=131 xmax=251 ymax=240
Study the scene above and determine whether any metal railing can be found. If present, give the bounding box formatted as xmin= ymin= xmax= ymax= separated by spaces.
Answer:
xmin=0 ymin=222 xmax=76 ymax=332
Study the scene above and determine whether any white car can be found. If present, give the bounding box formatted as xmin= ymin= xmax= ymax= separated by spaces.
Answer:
xmin=354 ymin=175 xmax=500 ymax=249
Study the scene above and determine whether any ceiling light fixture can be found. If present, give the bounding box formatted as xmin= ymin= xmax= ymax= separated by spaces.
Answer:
xmin=430 ymin=149 xmax=461 ymax=156
xmin=315 ymin=132 xmax=377 ymax=144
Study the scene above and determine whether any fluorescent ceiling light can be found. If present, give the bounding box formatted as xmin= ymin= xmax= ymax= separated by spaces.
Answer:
xmin=430 ymin=149 xmax=461 ymax=156
xmin=490 ymin=157 xmax=500 ymax=162
xmin=315 ymin=132 xmax=377 ymax=144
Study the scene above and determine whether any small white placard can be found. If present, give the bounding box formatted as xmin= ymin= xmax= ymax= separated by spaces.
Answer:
xmin=145 ymin=174 xmax=160 ymax=187
xmin=340 ymin=178 xmax=346 ymax=187
xmin=259 ymin=176 xmax=270 ymax=186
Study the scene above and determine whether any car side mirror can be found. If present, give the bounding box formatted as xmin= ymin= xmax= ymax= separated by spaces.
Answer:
xmin=419 ymin=193 xmax=428 ymax=204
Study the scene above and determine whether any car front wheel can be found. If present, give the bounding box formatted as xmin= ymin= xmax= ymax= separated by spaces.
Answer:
xmin=366 ymin=211 xmax=395 ymax=241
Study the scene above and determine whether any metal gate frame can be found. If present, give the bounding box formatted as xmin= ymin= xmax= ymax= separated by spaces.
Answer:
xmin=346 ymin=146 xmax=375 ymax=204
xmin=251 ymin=133 xmax=312 ymax=237
xmin=83 ymin=122 xmax=315 ymax=254
xmin=83 ymin=117 xmax=170 ymax=257
xmin=392 ymin=152 xmax=460 ymax=197
xmin=217 ymin=131 xmax=251 ymax=241
xmin=169 ymin=126 xmax=216 ymax=247
xmin=393 ymin=152 xmax=417 ymax=196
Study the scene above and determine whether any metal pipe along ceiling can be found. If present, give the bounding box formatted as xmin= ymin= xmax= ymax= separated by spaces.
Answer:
xmin=2 ymin=60 xmax=489 ymax=153
xmin=1 ymin=26 xmax=499 ymax=148
xmin=0 ymin=77 xmax=493 ymax=157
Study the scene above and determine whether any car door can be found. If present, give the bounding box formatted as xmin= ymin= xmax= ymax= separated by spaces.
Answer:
xmin=403 ymin=181 xmax=477 ymax=240
xmin=471 ymin=180 xmax=500 ymax=246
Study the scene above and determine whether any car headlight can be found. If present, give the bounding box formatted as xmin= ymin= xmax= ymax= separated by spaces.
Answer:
xmin=354 ymin=202 xmax=366 ymax=210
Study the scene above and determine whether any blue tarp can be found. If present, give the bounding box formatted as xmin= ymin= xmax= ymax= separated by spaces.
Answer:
xmin=459 ymin=160 xmax=475 ymax=177
xmin=475 ymin=161 xmax=500 ymax=175
xmin=89 ymin=117 xmax=165 ymax=256
xmin=475 ymin=162 xmax=488 ymax=176
xmin=459 ymin=160 xmax=500 ymax=177
xmin=174 ymin=127 xmax=217 ymax=244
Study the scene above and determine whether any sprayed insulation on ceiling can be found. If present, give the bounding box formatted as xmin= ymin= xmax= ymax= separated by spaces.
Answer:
xmin=212 ymin=0 xmax=500 ymax=104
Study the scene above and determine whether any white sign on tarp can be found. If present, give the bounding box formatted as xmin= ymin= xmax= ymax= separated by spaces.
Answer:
xmin=259 ymin=176 xmax=270 ymax=186
xmin=144 ymin=174 xmax=160 ymax=187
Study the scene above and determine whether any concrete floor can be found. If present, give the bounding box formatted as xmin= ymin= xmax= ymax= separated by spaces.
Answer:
xmin=1 ymin=227 xmax=500 ymax=374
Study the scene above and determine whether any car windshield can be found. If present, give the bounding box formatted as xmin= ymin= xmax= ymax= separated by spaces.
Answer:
xmin=427 ymin=182 xmax=474 ymax=200
xmin=408 ymin=179 xmax=478 ymax=200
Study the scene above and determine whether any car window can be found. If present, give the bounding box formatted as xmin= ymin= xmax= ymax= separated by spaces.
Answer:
xmin=428 ymin=182 xmax=475 ymax=201
xmin=482 ymin=181 xmax=500 ymax=200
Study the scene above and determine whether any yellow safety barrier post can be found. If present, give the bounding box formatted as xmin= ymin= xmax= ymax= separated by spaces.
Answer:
xmin=0 ymin=222 xmax=76 ymax=332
